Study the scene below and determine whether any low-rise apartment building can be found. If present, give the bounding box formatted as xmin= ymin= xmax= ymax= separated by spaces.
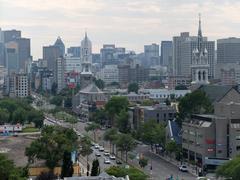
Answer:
xmin=182 ymin=87 xmax=240 ymax=170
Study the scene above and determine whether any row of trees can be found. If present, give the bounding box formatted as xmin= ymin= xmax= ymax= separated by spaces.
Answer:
xmin=0 ymin=98 xmax=44 ymax=128
xmin=25 ymin=126 xmax=78 ymax=173
xmin=0 ymin=154 xmax=28 ymax=180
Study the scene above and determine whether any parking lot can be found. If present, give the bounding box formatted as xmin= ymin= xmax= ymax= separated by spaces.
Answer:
xmin=0 ymin=136 xmax=33 ymax=167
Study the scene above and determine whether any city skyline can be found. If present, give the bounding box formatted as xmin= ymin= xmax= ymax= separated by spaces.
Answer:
xmin=1 ymin=0 xmax=240 ymax=59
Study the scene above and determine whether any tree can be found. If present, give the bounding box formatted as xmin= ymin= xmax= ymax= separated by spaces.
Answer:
xmin=175 ymin=84 xmax=188 ymax=90
xmin=12 ymin=107 xmax=27 ymax=124
xmin=104 ymin=128 xmax=118 ymax=154
xmin=51 ymin=82 xmax=58 ymax=95
xmin=27 ymin=110 xmax=44 ymax=128
xmin=90 ymin=109 xmax=107 ymax=125
xmin=0 ymin=154 xmax=26 ymax=180
xmin=178 ymin=90 xmax=213 ymax=122
xmin=128 ymin=83 xmax=139 ymax=94
xmin=91 ymin=159 xmax=100 ymax=176
xmin=116 ymin=110 xmax=131 ymax=134
xmin=216 ymin=155 xmax=240 ymax=180
xmin=141 ymin=120 xmax=165 ymax=151
xmin=165 ymin=140 xmax=177 ymax=158
xmin=94 ymin=79 xmax=105 ymax=90
xmin=61 ymin=151 xmax=74 ymax=178
xmin=105 ymin=96 xmax=129 ymax=126
xmin=79 ymin=137 xmax=93 ymax=176
xmin=139 ymin=158 xmax=148 ymax=168
xmin=64 ymin=97 xmax=72 ymax=108
xmin=85 ymin=122 xmax=100 ymax=142
xmin=165 ymin=98 xmax=171 ymax=106
xmin=25 ymin=126 xmax=78 ymax=170
xmin=141 ymin=99 xmax=154 ymax=106
xmin=116 ymin=134 xmax=136 ymax=163
xmin=0 ymin=108 xmax=10 ymax=125
xmin=106 ymin=166 xmax=148 ymax=180
xmin=50 ymin=96 xmax=63 ymax=106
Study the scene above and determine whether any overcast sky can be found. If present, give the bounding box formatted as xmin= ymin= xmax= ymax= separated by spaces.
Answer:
xmin=1 ymin=0 xmax=240 ymax=59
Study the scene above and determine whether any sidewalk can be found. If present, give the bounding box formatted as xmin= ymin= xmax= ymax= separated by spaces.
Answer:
xmin=149 ymin=150 xmax=198 ymax=177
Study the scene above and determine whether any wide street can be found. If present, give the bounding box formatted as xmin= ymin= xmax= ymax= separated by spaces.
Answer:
xmin=73 ymin=120 xmax=195 ymax=180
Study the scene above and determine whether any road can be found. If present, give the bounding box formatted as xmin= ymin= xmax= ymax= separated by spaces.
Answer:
xmin=134 ymin=145 xmax=195 ymax=180
xmin=73 ymin=121 xmax=195 ymax=180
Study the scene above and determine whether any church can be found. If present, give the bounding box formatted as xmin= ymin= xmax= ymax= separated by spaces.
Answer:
xmin=72 ymin=33 xmax=107 ymax=121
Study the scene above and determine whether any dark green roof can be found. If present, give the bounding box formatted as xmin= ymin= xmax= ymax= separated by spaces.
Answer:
xmin=198 ymin=85 xmax=234 ymax=103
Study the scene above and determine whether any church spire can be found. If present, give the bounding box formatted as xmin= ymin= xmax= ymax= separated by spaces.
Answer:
xmin=197 ymin=13 xmax=203 ymax=52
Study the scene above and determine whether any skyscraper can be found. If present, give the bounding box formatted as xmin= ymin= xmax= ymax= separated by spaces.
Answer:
xmin=173 ymin=29 xmax=214 ymax=78
xmin=67 ymin=46 xmax=81 ymax=57
xmin=217 ymin=38 xmax=240 ymax=64
xmin=54 ymin=36 xmax=65 ymax=56
xmin=15 ymin=38 xmax=31 ymax=72
xmin=43 ymin=45 xmax=61 ymax=71
xmin=161 ymin=41 xmax=173 ymax=74
xmin=144 ymin=43 xmax=159 ymax=67
xmin=5 ymin=41 xmax=19 ymax=74
xmin=80 ymin=32 xmax=93 ymax=89
xmin=3 ymin=29 xmax=21 ymax=43
xmin=191 ymin=15 xmax=209 ymax=85
xmin=56 ymin=57 xmax=66 ymax=93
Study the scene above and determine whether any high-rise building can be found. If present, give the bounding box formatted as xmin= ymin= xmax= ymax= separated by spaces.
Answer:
xmin=217 ymin=38 xmax=240 ymax=64
xmin=5 ymin=41 xmax=19 ymax=74
xmin=15 ymin=38 xmax=31 ymax=72
xmin=144 ymin=43 xmax=159 ymax=67
xmin=216 ymin=63 xmax=240 ymax=86
xmin=65 ymin=54 xmax=81 ymax=73
xmin=191 ymin=15 xmax=209 ymax=85
xmin=100 ymin=65 xmax=119 ymax=84
xmin=4 ymin=73 xmax=30 ymax=97
xmin=67 ymin=46 xmax=81 ymax=57
xmin=3 ymin=29 xmax=21 ymax=43
xmin=80 ymin=32 xmax=93 ymax=89
xmin=0 ymin=28 xmax=4 ymax=43
xmin=54 ymin=36 xmax=65 ymax=56
xmin=100 ymin=44 xmax=125 ymax=66
xmin=56 ymin=57 xmax=66 ymax=93
xmin=173 ymin=32 xmax=190 ymax=76
xmin=0 ymin=42 xmax=5 ymax=66
xmin=161 ymin=41 xmax=173 ymax=73
xmin=173 ymin=32 xmax=214 ymax=78
xmin=43 ymin=45 xmax=61 ymax=71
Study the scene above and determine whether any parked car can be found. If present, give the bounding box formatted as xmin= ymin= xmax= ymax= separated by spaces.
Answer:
xmin=94 ymin=144 xmax=100 ymax=149
xmin=99 ymin=147 xmax=104 ymax=152
xmin=109 ymin=155 xmax=116 ymax=160
xmin=179 ymin=165 xmax=188 ymax=172
xmin=196 ymin=177 xmax=210 ymax=180
xmin=104 ymin=158 xmax=111 ymax=164
xmin=116 ymin=160 xmax=122 ymax=164
xmin=95 ymin=153 xmax=101 ymax=157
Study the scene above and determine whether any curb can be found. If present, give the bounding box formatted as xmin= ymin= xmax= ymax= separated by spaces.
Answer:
xmin=148 ymin=150 xmax=198 ymax=177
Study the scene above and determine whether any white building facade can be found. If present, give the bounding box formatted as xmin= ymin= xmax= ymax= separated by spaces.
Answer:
xmin=65 ymin=54 xmax=82 ymax=73
xmin=100 ymin=65 xmax=119 ymax=84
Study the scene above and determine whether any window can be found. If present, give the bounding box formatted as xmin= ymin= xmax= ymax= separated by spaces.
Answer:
xmin=237 ymin=146 xmax=240 ymax=151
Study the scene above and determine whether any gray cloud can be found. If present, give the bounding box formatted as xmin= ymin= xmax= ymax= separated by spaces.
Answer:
xmin=0 ymin=0 xmax=240 ymax=58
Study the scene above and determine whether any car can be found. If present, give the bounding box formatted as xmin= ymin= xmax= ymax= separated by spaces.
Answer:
xmin=99 ymin=147 xmax=104 ymax=151
xmin=109 ymin=155 xmax=116 ymax=160
xmin=196 ymin=177 xmax=210 ymax=180
xmin=104 ymin=152 xmax=110 ymax=156
xmin=95 ymin=153 xmax=101 ymax=157
xmin=94 ymin=144 xmax=100 ymax=149
xmin=179 ymin=165 xmax=188 ymax=172
xmin=116 ymin=160 xmax=122 ymax=164
xmin=104 ymin=158 xmax=111 ymax=164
